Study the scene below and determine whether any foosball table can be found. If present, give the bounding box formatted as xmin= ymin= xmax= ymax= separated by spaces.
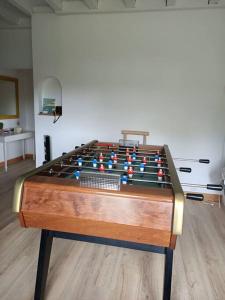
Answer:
xmin=13 ymin=139 xmax=187 ymax=300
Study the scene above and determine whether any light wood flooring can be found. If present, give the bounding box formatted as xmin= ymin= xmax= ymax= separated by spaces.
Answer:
xmin=0 ymin=160 xmax=225 ymax=300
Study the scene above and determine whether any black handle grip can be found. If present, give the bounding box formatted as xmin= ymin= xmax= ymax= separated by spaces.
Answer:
xmin=179 ymin=167 xmax=192 ymax=173
xmin=207 ymin=184 xmax=223 ymax=191
xmin=75 ymin=146 xmax=79 ymax=149
xmin=199 ymin=159 xmax=210 ymax=164
xmin=62 ymin=152 xmax=67 ymax=156
xmin=186 ymin=193 xmax=204 ymax=201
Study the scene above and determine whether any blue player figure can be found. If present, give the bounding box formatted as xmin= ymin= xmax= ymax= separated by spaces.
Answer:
xmin=92 ymin=158 xmax=98 ymax=168
xmin=107 ymin=160 xmax=113 ymax=169
xmin=154 ymin=150 xmax=160 ymax=162
xmin=139 ymin=163 xmax=145 ymax=172
xmin=110 ymin=151 xmax=115 ymax=159
xmin=124 ymin=161 xmax=129 ymax=171
xmin=77 ymin=157 xmax=83 ymax=167
xmin=132 ymin=153 xmax=136 ymax=161
xmin=74 ymin=170 xmax=80 ymax=180
xmin=121 ymin=174 xmax=128 ymax=185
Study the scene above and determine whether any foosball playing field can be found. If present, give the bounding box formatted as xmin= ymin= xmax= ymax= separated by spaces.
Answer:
xmin=40 ymin=141 xmax=175 ymax=188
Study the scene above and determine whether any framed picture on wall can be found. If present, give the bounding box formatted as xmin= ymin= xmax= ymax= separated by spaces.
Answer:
xmin=43 ymin=98 xmax=56 ymax=113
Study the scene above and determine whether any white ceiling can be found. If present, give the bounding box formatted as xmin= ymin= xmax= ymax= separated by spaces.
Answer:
xmin=0 ymin=0 xmax=224 ymax=28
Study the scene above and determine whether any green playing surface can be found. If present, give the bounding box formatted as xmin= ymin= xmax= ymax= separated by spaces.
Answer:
xmin=39 ymin=148 xmax=171 ymax=189
xmin=70 ymin=155 xmax=170 ymax=189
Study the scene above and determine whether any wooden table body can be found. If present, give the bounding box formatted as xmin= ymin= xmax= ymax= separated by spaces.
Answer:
xmin=14 ymin=140 xmax=182 ymax=300
xmin=19 ymin=175 xmax=176 ymax=300
xmin=19 ymin=175 xmax=176 ymax=248
xmin=0 ymin=131 xmax=34 ymax=172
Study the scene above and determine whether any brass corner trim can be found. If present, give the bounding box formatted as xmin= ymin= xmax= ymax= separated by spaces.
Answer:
xmin=12 ymin=168 xmax=38 ymax=212
xmin=172 ymin=192 xmax=185 ymax=235
xmin=164 ymin=145 xmax=184 ymax=235
xmin=12 ymin=140 xmax=98 ymax=213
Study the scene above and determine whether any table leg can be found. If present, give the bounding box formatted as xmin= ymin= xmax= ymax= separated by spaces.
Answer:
xmin=163 ymin=248 xmax=173 ymax=300
xmin=34 ymin=230 xmax=53 ymax=300
xmin=3 ymin=142 xmax=7 ymax=172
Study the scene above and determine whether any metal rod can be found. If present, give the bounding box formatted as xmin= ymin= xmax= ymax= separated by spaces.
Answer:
xmin=54 ymin=163 xmax=170 ymax=178
xmin=43 ymin=168 xmax=172 ymax=186
xmin=64 ymin=159 xmax=168 ymax=170
xmin=72 ymin=153 xmax=168 ymax=165
xmin=89 ymin=146 xmax=167 ymax=158
xmin=91 ymin=145 xmax=161 ymax=152
xmin=182 ymin=183 xmax=206 ymax=188
xmin=173 ymin=158 xmax=210 ymax=164
xmin=88 ymin=149 xmax=167 ymax=160
xmin=42 ymin=167 xmax=223 ymax=192
xmin=65 ymin=159 xmax=188 ymax=173
xmin=182 ymin=183 xmax=223 ymax=191
xmin=88 ymin=146 xmax=208 ymax=164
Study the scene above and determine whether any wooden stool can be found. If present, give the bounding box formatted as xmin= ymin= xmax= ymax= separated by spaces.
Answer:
xmin=121 ymin=130 xmax=149 ymax=145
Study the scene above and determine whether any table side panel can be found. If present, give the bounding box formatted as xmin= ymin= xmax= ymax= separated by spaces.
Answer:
xmin=25 ymin=176 xmax=174 ymax=203
xmin=21 ymin=182 xmax=173 ymax=232
xmin=20 ymin=212 xmax=172 ymax=247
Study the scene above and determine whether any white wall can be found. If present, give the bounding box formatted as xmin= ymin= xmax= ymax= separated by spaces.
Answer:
xmin=0 ymin=69 xmax=34 ymax=162
xmin=32 ymin=9 xmax=225 ymax=193
xmin=0 ymin=29 xmax=32 ymax=69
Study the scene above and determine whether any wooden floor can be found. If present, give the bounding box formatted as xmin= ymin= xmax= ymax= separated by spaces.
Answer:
xmin=0 ymin=160 xmax=225 ymax=300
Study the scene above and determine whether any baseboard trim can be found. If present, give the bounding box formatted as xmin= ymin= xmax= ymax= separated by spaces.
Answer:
xmin=25 ymin=154 xmax=33 ymax=159
xmin=203 ymin=193 xmax=221 ymax=203
xmin=0 ymin=154 xmax=34 ymax=168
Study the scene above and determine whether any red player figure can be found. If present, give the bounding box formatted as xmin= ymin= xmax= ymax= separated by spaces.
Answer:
xmin=127 ymin=155 xmax=132 ymax=165
xmin=126 ymin=148 xmax=130 ymax=156
xmin=157 ymin=169 xmax=164 ymax=181
xmin=113 ymin=153 xmax=118 ymax=164
xmin=99 ymin=164 xmax=105 ymax=172
xmin=128 ymin=166 xmax=134 ymax=179
xmin=157 ymin=158 xmax=162 ymax=167
xmin=99 ymin=153 xmax=104 ymax=163
xmin=142 ymin=156 xmax=147 ymax=165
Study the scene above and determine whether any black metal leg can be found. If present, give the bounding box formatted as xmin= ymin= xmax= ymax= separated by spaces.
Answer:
xmin=33 ymin=230 xmax=174 ymax=300
xmin=163 ymin=248 xmax=173 ymax=300
xmin=34 ymin=230 xmax=53 ymax=300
